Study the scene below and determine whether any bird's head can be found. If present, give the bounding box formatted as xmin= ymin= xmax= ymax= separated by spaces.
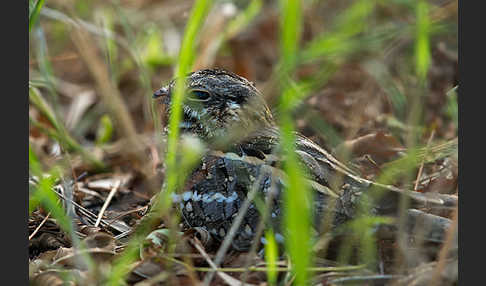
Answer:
xmin=153 ymin=69 xmax=274 ymax=142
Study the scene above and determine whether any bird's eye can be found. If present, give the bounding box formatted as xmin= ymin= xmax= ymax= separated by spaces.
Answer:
xmin=187 ymin=90 xmax=211 ymax=101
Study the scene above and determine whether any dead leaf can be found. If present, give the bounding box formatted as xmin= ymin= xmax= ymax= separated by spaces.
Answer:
xmin=335 ymin=131 xmax=405 ymax=165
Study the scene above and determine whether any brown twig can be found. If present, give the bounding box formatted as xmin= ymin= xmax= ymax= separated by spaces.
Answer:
xmin=414 ymin=129 xmax=435 ymax=191
xmin=430 ymin=206 xmax=458 ymax=286
xmin=52 ymin=187 xmax=110 ymax=229
xmin=106 ymin=206 xmax=148 ymax=227
xmin=202 ymin=171 xmax=266 ymax=286
xmin=68 ymin=15 xmax=143 ymax=165
xmin=29 ymin=213 xmax=51 ymax=241
xmin=95 ymin=180 xmax=122 ymax=228
xmin=240 ymin=178 xmax=279 ymax=284
xmin=192 ymin=237 xmax=257 ymax=286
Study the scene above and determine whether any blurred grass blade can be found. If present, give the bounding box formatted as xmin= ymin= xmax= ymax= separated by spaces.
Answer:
xmin=29 ymin=85 xmax=61 ymax=131
xmin=375 ymin=148 xmax=422 ymax=186
xmin=109 ymin=5 xmax=158 ymax=124
xmin=32 ymin=26 xmax=105 ymax=168
xmin=226 ymin=0 xmax=263 ymax=38
xmin=335 ymin=0 xmax=375 ymax=37
xmin=337 ymin=216 xmax=394 ymax=266
xmin=408 ymin=0 xmax=430 ymax=147
xmin=160 ymin=0 xmax=212 ymax=210
xmin=28 ymin=147 xmax=73 ymax=235
xmin=29 ymin=146 xmax=96 ymax=271
xmin=281 ymin=121 xmax=312 ymax=286
xmin=29 ymin=143 xmax=42 ymax=177
xmin=35 ymin=171 xmax=74 ymax=234
xmin=96 ymin=8 xmax=120 ymax=83
xmin=278 ymin=0 xmax=301 ymax=72
xmin=34 ymin=25 xmax=61 ymax=116
xmin=195 ymin=0 xmax=262 ymax=68
xmin=29 ymin=145 xmax=42 ymax=214
xmin=364 ymin=60 xmax=408 ymax=119
xmin=96 ymin=114 xmax=114 ymax=146
xmin=415 ymin=0 xmax=431 ymax=80
xmin=159 ymin=0 xmax=212 ymax=260
xmin=29 ymin=0 xmax=45 ymax=33
xmin=29 ymin=85 xmax=105 ymax=169
xmin=445 ymin=85 xmax=458 ymax=126
xmin=141 ymin=27 xmax=173 ymax=69
xmin=69 ymin=11 xmax=143 ymax=166
xmin=302 ymin=0 xmax=375 ymax=62
xmin=265 ymin=230 xmax=278 ymax=286
xmin=336 ymin=148 xmax=422 ymax=266
xmin=278 ymin=0 xmax=313 ymax=285
xmin=107 ymin=1 xmax=212 ymax=285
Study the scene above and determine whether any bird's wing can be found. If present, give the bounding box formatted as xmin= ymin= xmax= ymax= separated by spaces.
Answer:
xmin=238 ymin=126 xmax=365 ymax=191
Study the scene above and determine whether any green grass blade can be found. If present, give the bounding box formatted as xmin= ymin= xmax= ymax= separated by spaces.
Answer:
xmin=28 ymin=146 xmax=73 ymax=236
xmin=278 ymin=0 xmax=313 ymax=285
xmin=29 ymin=0 xmax=45 ymax=33
xmin=29 ymin=86 xmax=105 ymax=169
xmin=278 ymin=0 xmax=301 ymax=72
xmin=29 ymin=85 xmax=61 ymax=131
xmin=29 ymin=144 xmax=42 ymax=177
xmin=415 ymin=0 xmax=431 ymax=81
xmin=265 ymin=230 xmax=279 ymax=286
xmin=29 ymin=145 xmax=96 ymax=272
xmin=106 ymin=2 xmax=212 ymax=285
xmin=29 ymin=145 xmax=42 ymax=214
xmin=302 ymin=0 xmax=375 ymax=62
xmin=226 ymin=0 xmax=263 ymax=38
xmin=158 ymin=0 xmax=212 ymax=212
xmin=96 ymin=115 xmax=114 ymax=146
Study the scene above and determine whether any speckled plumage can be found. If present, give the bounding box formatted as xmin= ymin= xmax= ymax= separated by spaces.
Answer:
xmin=154 ymin=69 xmax=274 ymax=142
xmin=153 ymin=68 xmax=452 ymax=251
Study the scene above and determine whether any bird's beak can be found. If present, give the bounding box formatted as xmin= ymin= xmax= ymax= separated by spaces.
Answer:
xmin=153 ymin=87 xmax=169 ymax=99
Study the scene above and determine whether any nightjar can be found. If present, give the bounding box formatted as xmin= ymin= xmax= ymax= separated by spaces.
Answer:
xmin=153 ymin=68 xmax=452 ymax=251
